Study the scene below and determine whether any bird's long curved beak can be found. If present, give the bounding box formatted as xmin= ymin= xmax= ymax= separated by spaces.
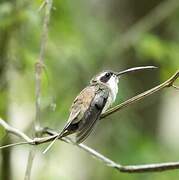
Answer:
xmin=116 ymin=66 xmax=157 ymax=76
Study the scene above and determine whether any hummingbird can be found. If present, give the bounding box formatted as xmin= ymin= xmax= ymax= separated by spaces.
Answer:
xmin=43 ymin=66 xmax=156 ymax=153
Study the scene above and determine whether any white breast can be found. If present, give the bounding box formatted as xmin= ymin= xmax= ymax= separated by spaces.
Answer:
xmin=107 ymin=75 xmax=118 ymax=102
xmin=102 ymin=75 xmax=118 ymax=113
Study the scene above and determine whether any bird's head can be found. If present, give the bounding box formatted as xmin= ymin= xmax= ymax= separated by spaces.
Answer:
xmin=90 ymin=71 xmax=118 ymax=90
xmin=90 ymin=66 xmax=157 ymax=89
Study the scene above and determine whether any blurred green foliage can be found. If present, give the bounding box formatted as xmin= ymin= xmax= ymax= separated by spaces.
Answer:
xmin=136 ymin=33 xmax=179 ymax=78
xmin=0 ymin=125 xmax=6 ymax=139
xmin=0 ymin=0 xmax=179 ymax=179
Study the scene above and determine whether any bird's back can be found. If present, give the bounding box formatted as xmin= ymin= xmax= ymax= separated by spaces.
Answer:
xmin=59 ymin=83 xmax=110 ymax=143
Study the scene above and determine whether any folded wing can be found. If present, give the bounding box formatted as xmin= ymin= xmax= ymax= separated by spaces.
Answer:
xmin=76 ymin=86 xmax=109 ymax=143
xmin=58 ymin=84 xmax=109 ymax=143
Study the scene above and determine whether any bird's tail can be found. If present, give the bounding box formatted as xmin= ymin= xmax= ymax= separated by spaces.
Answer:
xmin=42 ymin=130 xmax=65 ymax=154
xmin=42 ymin=122 xmax=76 ymax=154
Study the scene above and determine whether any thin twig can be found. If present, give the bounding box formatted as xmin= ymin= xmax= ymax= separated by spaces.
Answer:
xmin=77 ymin=142 xmax=179 ymax=173
xmin=0 ymin=118 xmax=32 ymax=142
xmin=43 ymin=128 xmax=179 ymax=173
xmin=24 ymin=150 xmax=36 ymax=180
xmin=0 ymin=141 xmax=29 ymax=149
xmin=35 ymin=0 xmax=52 ymax=132
xmin=25 ymin=0 xmax=53 ymax=180
xmin=101 ymin=71 xmax=179 ymax=119
xmin=1 ymin=120 xmax=179 ymax=173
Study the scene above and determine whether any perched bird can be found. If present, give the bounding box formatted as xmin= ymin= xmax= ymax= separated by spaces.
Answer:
xmin=43 ymin=66 xmax=156 ymax=153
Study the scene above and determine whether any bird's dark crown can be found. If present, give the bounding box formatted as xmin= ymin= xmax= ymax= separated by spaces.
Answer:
xmin=90 ymin=70 xmax=116 ymax=84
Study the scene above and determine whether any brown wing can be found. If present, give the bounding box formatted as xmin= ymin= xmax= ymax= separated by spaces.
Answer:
xmin=76 ymin=86 xmax=109 ymax=143
xmin=58 ymin=85 xmax=96 ymax=137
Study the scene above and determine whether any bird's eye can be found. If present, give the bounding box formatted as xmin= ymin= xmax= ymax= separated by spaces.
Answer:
xmin=105 ymin=72 xmax=111 ymax=78
xmin=100 ymin=72 xmax=113 ymax=83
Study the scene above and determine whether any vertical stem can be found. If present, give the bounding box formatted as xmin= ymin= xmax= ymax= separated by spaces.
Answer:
xmin=24 ymin=150 xmax=35 ymax=180
xmin=35 ymin=62 xmax=42 ymax=133
xmin=24 ymin=1 xmax=53 ymax=179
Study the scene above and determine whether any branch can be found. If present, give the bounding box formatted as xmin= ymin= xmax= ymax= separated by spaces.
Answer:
xmin=0 ymin=119 xmax=32 ymax=142
xmin=77 ymin=145 xmax=179 ymax=173
xmin=101 ymin=70 xmax=179 ymax=119
xmin=1 ymin=119 xmax=179 ymax=173
xmin=25 ymin=1 xmax=53 ymax=180
xmin=35 ymin=0 xmax=53 ymax=132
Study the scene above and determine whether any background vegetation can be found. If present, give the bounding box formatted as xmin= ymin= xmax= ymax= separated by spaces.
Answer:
xmin=0 ymin=0 xmax=179 ymax=179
